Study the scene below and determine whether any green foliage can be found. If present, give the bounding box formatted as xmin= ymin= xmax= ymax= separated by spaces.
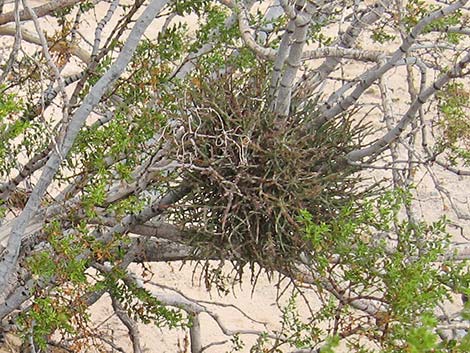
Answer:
xmin=402 ymin=313 xmax=438 ymax=353
xmin=101 ymin=267 xmax=185 ymax=328
xmin=436 ymin=82 xmax=470 ymax=165
xmin=294 ymin=189 xmax=469 ymax=353
xmin=425 ymin=8 xmax=463 ymax=44
xmin=403 ymin=0 xmax=430 ymax=30
xmin=170 ymin=0 xmax=212 ymax=16
xmin=370 ymin=27 xmax=396 ymax=44
xmin=437 ymin=82 xmax=470 ymax=143
xmin=320 ymin=336 xmax=340 ymax=353
xmin=157 ymin=24 xmax=187 ymax=61
xmin=81 ymin=174 xmax=109 ymax=217
xmin=108 ymin=195 xmax=146 ymax=219
xmin=0 ymin=86 xmax=23 ymax=120
xmin=308 ymin=19 xmax=333 ymax=46
xmin=78 ymin=0 xmax=94 ymax=12
xmin=300 ymin=190 xmax=409 ymax=280
xmin=402 ymin=0 xmax=464 ymax=43
xmin=84 ymin=54 xmax=113 ymax=90
xmin=21 ymin=222 xmax=91 ymax=349
xmin=28 ymin=251 xmax=57 ymax=281
xmin=184 ymin=2 xmax=281 ymax=73
xmin=280 ymin=294 xmax=322 ymax=349
xmin=250 ymin=332 xmax=273 ymax=353
xmin=0 ymin=86 xmax=25 ymax=175
xmin=18 ymin=296 xmax=76 ymax=350
xmin=189 ymin=4 xmax=232 ymax=53
xmin=383 ymin=220 xmax=449 ymax=320
xmin=189 ymin=4 xmax=248 ymax=73
xmin=386 ymin=312 xmax=470 ymax=353
xmin=231 ymin=189 xmax=469 ymax=352
xmin=22 ymin=218 xmax=185 ymax=349
xmin=228 ymin=333 xmax=245 ymax=352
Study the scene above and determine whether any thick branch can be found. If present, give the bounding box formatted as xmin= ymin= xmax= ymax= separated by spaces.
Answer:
xmin=317 ymin=0 xmax=468 ymax=125
xmin=0 ymin=0 xmax=83 ymax=25
xmin=190 ymin=312 xmax=202 ymax=353
xmin=299 ymin=0 xmax=392 ymax=94
xmin=111 ymin=296 xmax=143 ymax=353
xmin=0 ymin=24 xmax=91 ymax=62
xmin=220 ymin=0 xmax=276 ymax=60
xmin=347 ymin=51 xmax=470 ymax=161
xmin=274 ymin=1 xmax=317 ymax=116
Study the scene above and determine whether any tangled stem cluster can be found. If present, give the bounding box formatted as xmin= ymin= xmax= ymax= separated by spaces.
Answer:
xmin=170 ymin=67 xmax=375 ymax=273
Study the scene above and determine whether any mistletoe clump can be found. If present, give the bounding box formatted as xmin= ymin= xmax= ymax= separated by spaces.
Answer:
xmin=170 ymin=66 xmax=373 ymax=273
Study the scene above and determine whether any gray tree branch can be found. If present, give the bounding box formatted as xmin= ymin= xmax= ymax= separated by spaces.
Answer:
xmin=0 ymin=0 xmax=170 ymax=299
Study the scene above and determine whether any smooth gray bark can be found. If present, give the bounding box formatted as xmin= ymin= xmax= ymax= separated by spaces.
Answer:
xmin=316 ymin=0 xmax=468 ymax=126
xmin=303 ymin=0 xmax=392 ymax=92
xmin=190 ymin=313 xmax=202 ymax=353
xmin=0 ymin=0 xmax=82 ymax=25
xmin=347 ymin=51 xmax=470 ymax=161
xmin=274 ymin=1 xmax=317 ymax=116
